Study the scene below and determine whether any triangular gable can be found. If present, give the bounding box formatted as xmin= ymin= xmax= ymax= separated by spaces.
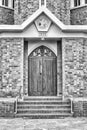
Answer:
xmin=22 ymin=6 xmax=65 ymax=30
xmin=0 ymin=6 xmax=87 ymax=33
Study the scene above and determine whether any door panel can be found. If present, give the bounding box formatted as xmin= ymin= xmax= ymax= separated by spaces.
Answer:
xmin=42 ymin=57 xmax=57 ymax=96
xmin=29 ymin=57 xmax=42 ymax=96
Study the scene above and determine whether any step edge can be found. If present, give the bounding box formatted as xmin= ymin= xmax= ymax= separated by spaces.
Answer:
xmin=16 ymin=113 xmax=71 ymax=116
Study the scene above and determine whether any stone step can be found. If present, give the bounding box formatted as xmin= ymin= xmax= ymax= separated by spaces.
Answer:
xmin=17 ymin=101 xmax=70 ymax=105
xmin=17 ymin=108 xmax=71 ymax=113
xmin=24 ymin=96 xmax=62 ymax=101
xmin=16 ymin=97 xmax=71 ymax=118
xmin=17 ymin=104 xmax=71 ymax=109
xmin=16 ymin=113 xmax=72 ymax=118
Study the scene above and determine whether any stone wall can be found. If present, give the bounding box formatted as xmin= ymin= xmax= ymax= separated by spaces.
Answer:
xmin=14 ymin=0 xmax=39 ymax=25
xmin=46 ymin=0 xmax=70 ymax=25
xmin=0 ymin=38 xmax=23 ymax=97
xmin=0 ymin=6 xmax=14 ymax=25
xmin=70 ymin=6 xmax=87 ymax=25
xmin=73 ymin=100 xmax=87 ymax=117
xmin=0 ymin=100 xmax=15 ymax=117
xmin=63 ymin=38 xmax=87 ymax=98
xmin=14 ymin=0 xmax=70 ymax=25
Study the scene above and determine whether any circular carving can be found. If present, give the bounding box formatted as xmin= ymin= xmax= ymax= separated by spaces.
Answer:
xmin=35 ymin=14 xmax=51 ymax=32
xmin=38 ymin=17 xmax=48 ymax=29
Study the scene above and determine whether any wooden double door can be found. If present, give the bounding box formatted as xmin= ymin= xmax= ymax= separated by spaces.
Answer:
xmin=28 ymin=46 xmax=57 ymax=96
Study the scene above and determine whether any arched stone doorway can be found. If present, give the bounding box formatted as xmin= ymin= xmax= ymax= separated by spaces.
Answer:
xmin=28 ymin=46 xmax=57 ymax=96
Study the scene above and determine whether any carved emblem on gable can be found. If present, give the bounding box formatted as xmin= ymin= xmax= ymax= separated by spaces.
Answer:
xmin=35 ymin=14 xmax=51 ymax=32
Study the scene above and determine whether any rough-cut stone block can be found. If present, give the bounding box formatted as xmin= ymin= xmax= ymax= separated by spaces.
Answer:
xmin=0 ymin=100 xmax=15 ymax=117
xmin=14 ymin=0 xmax=39 ymax=24
xmin=71 ymin=6 xmax=87 ymax=25
xmin=14 ymin=0 xmax=70 ymax=25
xmin=63 ymin=38 xmax=87 ymax=98
xmin=46 ymin=0 xmax=70 ymax=25
xmin=73 ymin=100 xmax=87 ymax=117
xmin=0 ymin=38 xmax=23 ymax=97
xmin=0 ymin=6 xmax=14 ymax=24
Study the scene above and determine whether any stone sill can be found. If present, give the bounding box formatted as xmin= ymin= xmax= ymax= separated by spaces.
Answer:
xmin=0 ymin=5 xmax=14 ymax=11
xmin=70 ymin=97 xmax=87 ymax=102
xmin=70 ymin=4 xmax=87 ymax=10
xmin=0 ymin=98 xmax=16 ymax=102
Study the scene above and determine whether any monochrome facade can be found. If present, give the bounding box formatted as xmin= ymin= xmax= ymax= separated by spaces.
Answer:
xmin=0 ymin=0 xmax=87 ymax=117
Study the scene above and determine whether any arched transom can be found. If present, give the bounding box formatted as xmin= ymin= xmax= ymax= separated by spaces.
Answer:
xmin=29 ymin=46 xmax=56 ymax=57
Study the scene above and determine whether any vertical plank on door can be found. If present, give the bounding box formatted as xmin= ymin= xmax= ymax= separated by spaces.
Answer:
xmin=29 ymin=57 xmax=42 ymax=96
xmin=42 ymin=57 xmax=57 ymax=96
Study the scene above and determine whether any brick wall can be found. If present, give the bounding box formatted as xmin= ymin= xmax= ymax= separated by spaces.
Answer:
xmin=46 ymin=0 xmax=70 ymax=25
xmin=70 ymin=6 xmax=87 ymax=25
xmin=14 ymin=0 xmax=39 ymax=25
xmin=0 ymin=38 xmax=23 ymax=97
xmin=0 ymin=6 xmax=14 ymax=24
xmin=63 ymin=38 xmax=87 ymax=98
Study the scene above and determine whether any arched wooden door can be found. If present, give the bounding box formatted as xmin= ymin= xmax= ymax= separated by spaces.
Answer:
xmin=28 ymin=46 xmax=57 ymax=96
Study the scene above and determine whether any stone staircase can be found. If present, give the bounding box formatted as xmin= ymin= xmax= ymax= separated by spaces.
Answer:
xmin=15 ymin=96 xmax=72 ymax=118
